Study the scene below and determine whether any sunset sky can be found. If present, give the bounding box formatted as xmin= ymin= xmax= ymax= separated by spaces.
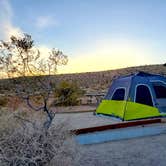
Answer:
xmin=0 ymin=0 xmax=166 ymax=74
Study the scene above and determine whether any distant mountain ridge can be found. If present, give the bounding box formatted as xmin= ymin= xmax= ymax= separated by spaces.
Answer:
xmin=55 ymin=64 xmax=166 ymax=90
xmin=0 ymin=64 xmax=166 ymax=93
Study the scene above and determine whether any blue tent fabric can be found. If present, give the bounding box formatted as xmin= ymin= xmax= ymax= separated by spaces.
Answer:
xmin=104 ymin=71 xmax=166 ymax=114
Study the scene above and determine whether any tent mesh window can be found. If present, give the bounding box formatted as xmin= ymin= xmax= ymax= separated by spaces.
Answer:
xmin=153 ymin=83 xmax=166 ymax=99
xmin=112 ymin=88 xmax=125 ymax=101
xmin=135 ymin=85 xmax=153 ymax=106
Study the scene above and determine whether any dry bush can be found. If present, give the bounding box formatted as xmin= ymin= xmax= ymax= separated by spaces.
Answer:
xmin=0 ymin=109 xmax=81 ymax=166
xmin=7 ymin=96 xmax=21 ymax=111
xmin=54 ymin=81 xmax=84 ymax=106
xmin=0 ymin=96 xmax=8 ymax=107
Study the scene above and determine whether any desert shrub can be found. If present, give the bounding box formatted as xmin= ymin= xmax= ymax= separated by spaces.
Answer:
xmin=0 ymin=96 xmax=8 ymax=107
xmin=0 ymin=110 xmax=80 ymax=166
xmin=26 ymin=95 xmax=44 ymax=106
xmin=7 ymin=96 xmax=21 ymax=111
xmin=54 ymin=81 xmax=84 ymax=106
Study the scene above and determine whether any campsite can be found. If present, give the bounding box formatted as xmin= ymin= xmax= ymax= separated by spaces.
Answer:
xmin=0 ymin=64 xmax=166 ymax=165
xmin=51 ymin=70 xmax=166 ymax=165
xmin=1 ymin=0 xmax=166 ymax=166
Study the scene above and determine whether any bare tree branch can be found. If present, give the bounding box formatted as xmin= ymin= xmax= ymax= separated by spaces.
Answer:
xmin=0 ymin=34 xmax=68 ymax=128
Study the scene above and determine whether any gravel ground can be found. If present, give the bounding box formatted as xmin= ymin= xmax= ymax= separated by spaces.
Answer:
xmin=53 ymin=112 xmax=166 ymax=166
xmin=53 ymin=112 xmax=121 ymax=129
xmin=78 ymin=133 xmax=166 ymax=166
xmin=52 ymin=105 xmax=96 ymax=113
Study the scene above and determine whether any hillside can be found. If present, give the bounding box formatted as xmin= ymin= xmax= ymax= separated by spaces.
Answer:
xmin=55 ymin=64 xmax=166 ymax=91
xmin=0 ymin=64 xmax=166 ymax=93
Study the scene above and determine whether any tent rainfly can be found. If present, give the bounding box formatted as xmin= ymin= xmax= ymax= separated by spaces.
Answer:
xmin=96 ymin=72 xmax=166 ymax=121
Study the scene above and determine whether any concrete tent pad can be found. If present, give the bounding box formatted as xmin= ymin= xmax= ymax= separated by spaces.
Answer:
xmin=76 ymin=123 xmax=166 ymax=144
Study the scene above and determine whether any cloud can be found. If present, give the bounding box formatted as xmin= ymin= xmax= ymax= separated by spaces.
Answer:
xmin=0 ymin=0 xmax=23 ymax=40
xmin=38 ymin=45 xmax=50 ymax=59
xmin=35 ymin=16 xmax=58 ymax=29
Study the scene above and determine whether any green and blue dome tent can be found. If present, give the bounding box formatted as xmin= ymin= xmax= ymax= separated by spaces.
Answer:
xmin=96 ymin=72 xmax=166 ymax=121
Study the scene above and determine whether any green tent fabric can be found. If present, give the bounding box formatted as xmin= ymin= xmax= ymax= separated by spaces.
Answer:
xmin=96 ymin=100 xmax=163 ymax=120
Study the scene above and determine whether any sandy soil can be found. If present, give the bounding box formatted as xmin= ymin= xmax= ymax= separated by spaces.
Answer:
xmin=78 ymin=133 xmax=166 ymax=166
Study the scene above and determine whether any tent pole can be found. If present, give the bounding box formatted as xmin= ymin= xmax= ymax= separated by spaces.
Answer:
xmin=123 ymin=76 xmax=133 ymax=121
